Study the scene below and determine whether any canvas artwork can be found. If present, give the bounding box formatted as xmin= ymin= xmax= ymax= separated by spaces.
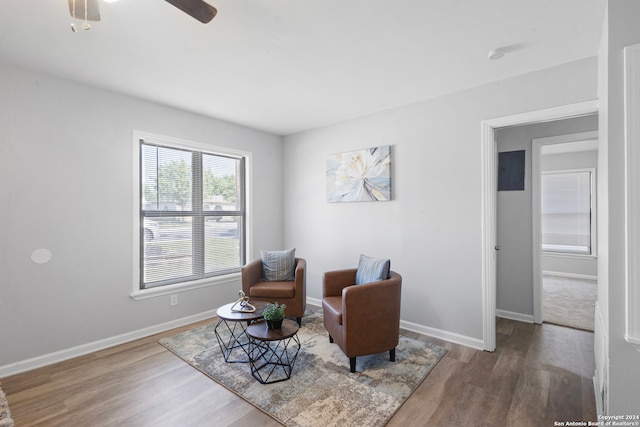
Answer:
xmin=327 ymin=145 xmax=392 ymax=203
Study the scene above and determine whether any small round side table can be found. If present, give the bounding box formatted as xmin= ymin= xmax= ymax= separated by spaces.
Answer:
xmin=246 ymin=319 xmax=301 ymax=384
xmin=214 ymin=300 xmax=267 ymax=363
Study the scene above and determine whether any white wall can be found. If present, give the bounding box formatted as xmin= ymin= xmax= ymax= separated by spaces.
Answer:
xmin=0 ymin=63 xmax=284 ymax=369
xmin=283 ymin=57 xmax=597 ymax=344
xmin=598 ymin=0 xmax=640 ymax=414
xmin=494 ymin=116 xmax=598 ymax=319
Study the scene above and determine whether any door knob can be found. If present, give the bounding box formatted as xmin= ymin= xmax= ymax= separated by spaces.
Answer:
xmin=495 ymin=246 xmax=500 ymax=251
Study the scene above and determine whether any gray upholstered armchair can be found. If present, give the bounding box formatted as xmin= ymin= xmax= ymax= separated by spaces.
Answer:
xmin=322 ymin=268 xmax=402 ymax=372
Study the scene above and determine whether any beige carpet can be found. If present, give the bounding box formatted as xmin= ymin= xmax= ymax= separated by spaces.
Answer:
xmin=159 ymin=310 xmax=447 ymax=427
xmin=0 ymin=384 xmax=14 ymax=427
xmin=543 ymin=275 xmax=597 ymax=331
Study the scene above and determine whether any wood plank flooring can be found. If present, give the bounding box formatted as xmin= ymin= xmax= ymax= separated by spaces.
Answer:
xmin=1 ymin=314 xmax=596 ymax=426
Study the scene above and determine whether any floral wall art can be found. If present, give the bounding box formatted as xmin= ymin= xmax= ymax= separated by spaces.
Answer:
xmin=326 ymin=145 xmax=392 ymax=203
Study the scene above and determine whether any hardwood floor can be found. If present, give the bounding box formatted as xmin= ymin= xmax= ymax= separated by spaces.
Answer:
xmin=392 ymin=318 xmax=596 ymax=427
xmin=1 ymin=314 xmax=596 ymax=426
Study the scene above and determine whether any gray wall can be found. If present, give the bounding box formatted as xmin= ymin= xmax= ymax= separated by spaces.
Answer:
xmin=0 ymin=63 xmax=284 ymax=367
xmin=495 ymin=115 xmax=598 ymax=318
xmin=283 ymin=58 xmax=597 ymax=344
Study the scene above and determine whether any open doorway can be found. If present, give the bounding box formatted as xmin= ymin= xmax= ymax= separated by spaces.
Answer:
xmin=480 ymin=101 xmax=598 ymax=352
xmin=494 ymin=117 xmax=598 ymax=330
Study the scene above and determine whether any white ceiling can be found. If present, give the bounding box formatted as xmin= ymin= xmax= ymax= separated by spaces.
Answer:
xmin=0 ymin=0 xmax=605 ymax=136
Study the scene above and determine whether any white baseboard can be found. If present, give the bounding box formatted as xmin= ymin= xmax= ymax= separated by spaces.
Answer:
xmin=593 ymin=301 xmax=608 ymax=415
xmin=496 ymin=309 xmax=535 ymax=324
xmin=542 ymin=270 xmax=598 ymax=281
xmin=306 ymin=296 xmax=322 ymax=307
xmin=399 ymin=319 xmax=485 ymax=350
xmin=0 ymin=309 xmax=217 ymax=378
xmin=593 ymin=376 xmax=603 ymax=417
xmin=2 ymin=297 xmax=492 ymax=378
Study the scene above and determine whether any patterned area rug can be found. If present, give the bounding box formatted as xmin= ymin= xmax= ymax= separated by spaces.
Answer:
xmin=159 ymin=311 xmax=447 ymax=427
xmin=0 ymin=384 xmax=14 ymax=427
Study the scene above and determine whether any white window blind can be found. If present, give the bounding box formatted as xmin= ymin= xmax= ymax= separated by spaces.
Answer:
xmin=541 ymin=170 xmax=593 ymax=255
xmin=140 ymin=139 xmax=245 ymax=288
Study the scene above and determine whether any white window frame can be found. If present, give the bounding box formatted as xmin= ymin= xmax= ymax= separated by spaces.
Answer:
xmin=540 ymin=167 xmax=597 ymax=258
xmin=130 ymin=130 xmax=252 ymax=300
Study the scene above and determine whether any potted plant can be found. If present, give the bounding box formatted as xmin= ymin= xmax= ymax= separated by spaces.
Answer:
xmin=263 ymin=302 xmax=287 ymax=329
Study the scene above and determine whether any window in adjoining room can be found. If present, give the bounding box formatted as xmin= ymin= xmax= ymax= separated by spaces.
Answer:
xmin=138 ymin=136 xmax=246 ymax=290
xmin=541 ymin=169 xmax=595 ymax=256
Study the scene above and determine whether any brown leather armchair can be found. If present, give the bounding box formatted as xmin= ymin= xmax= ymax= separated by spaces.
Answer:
xmin=322 ymin=268 xmax=402 ymax=372
xmin=242 ymin=258 xmax=306 ymax=326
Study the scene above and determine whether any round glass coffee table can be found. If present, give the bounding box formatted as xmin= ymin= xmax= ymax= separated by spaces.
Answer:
xmin=246 ymin=319 xmax=301 ymax=384
xmin=214 ymin=300 xmax=267 ymax=363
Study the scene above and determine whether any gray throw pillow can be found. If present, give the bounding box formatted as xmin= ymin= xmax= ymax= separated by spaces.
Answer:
xmin=261 ymin=248 xmax=296 ymax=281
xmin=355 ymin=254 xmax=391 ymax=285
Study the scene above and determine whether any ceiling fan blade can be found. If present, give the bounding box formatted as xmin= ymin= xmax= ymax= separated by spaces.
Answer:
xmin=165 ymin=0 xmax=217 ymax=23
xmin=68 ymin=0 xmax=101 ymax=21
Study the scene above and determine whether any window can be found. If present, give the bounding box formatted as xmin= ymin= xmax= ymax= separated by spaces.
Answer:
xmin=138 ymin=135 xmax=246 ymax=289
xmin=541 ymin=169 xmax=595 ymax=255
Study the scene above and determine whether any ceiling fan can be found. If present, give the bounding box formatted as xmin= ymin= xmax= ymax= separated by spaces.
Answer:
xmin=68 ymin=0 xmax=217 ymax=30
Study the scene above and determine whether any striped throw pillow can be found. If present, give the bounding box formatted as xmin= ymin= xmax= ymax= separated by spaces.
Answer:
xmin=261 ymin=249 xmax=296 ymax=281
xmin=355 ymin=254 xmax=391 ymax=285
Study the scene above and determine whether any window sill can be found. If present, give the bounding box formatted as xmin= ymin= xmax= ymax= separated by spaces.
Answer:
xmin=541 ymin=252 xmax=597 ymax=260
xmin=130 ymin=272 xmax=241 ymax=300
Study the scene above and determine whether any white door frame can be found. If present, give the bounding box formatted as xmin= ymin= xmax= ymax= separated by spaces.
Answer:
xmin=480 ymin=100 xmax=599 ymax=351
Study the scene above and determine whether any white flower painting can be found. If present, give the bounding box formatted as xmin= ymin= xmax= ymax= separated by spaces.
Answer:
xmin=327 ymin=145 xmax=392 ymax=202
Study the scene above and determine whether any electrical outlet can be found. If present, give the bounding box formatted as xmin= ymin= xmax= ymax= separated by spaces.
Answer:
xmin=170 ymin=294 xmax=178 ymax=306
